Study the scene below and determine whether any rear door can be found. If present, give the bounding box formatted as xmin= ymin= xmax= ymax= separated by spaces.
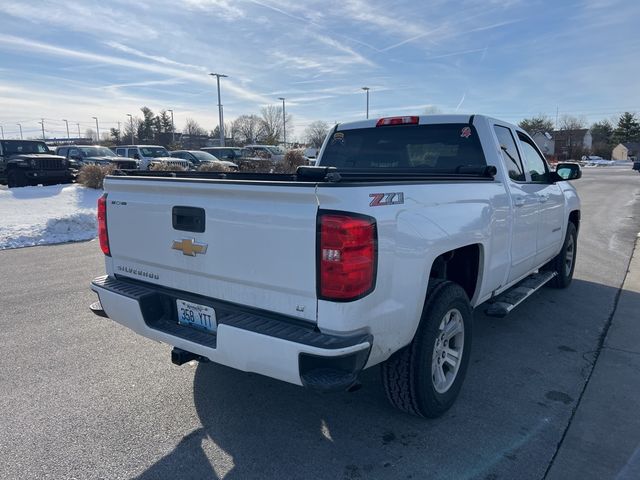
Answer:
xmin=516 ymin=132 xmax=565 ymax=264
xmin=104 ymin=177 xmax=320 ymax=322
xmin=493 ymin=124 xmax=540 ymax=283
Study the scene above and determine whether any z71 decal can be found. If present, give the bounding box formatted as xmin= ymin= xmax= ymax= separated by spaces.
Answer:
xmin=369 ymin=192 xmax=405 ymax=207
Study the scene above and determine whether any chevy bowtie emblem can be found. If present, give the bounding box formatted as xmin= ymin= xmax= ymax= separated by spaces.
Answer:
xmin=172 ymin=238 xmax=208 ymax=256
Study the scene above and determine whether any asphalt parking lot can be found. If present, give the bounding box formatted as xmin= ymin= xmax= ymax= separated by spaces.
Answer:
xmin=1 ymin=168 xmax=639 ymax=480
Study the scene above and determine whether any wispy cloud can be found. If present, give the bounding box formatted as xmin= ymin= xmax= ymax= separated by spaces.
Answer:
xmin=104 ymin=42 xmax=208 ymax=72
xmin=0 ymin=0 xmax=158 ymax=39
xmin=455 ymin=93 xmax=466 ymax=112
xmin=0 ymin=34 xmax=273 ymax=104
xmin=182 ymin=0 xmax=246 ymax=19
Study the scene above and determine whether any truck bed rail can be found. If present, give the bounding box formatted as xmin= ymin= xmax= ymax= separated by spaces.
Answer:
xmin=111 ymin=165 xmax=497 ymax=184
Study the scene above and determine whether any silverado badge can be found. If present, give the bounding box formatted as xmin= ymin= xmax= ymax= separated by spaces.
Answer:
xmin=172 ymin=238 xmax=208 ymax=257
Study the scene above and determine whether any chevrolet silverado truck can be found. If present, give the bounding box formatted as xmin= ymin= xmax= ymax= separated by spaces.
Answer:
xmin=0 ymin=140 xmax=73 ymax=188
xmin=89 ymin=114 xmax=581 ymax=417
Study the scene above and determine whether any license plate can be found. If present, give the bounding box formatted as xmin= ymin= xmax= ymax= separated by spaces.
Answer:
xmin=176 ymin=299 xmax=217 ymax=333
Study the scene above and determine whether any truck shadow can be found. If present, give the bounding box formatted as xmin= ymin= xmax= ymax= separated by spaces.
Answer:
xmin=134 ymin=277 xmax=636 ymax=480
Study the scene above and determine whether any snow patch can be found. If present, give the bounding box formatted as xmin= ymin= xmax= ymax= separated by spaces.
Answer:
xmin=0 ymin=184 xmax=102 ymax=249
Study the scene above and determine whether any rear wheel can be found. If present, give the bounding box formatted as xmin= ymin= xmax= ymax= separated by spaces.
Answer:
xmin=381 ymin=280 xmax=473 ymax=417
xmin=7 ymin=170 xmax=27 ymax=188
xmin=546 ymin=222 xmax=577 ymax=288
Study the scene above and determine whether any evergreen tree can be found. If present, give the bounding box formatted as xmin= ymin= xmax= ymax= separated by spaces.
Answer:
xmin=139 ymin=106 xmax=157 ymax=142
xmin=518 ymin=115 xmax=554 ymax=135
xmin=612 ymin=112 xmax=640 ymax=144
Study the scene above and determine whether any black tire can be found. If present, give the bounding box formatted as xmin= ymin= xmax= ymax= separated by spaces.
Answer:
xmin=546 ymin=222 xmax=577 ymax=289
xmin=381 ymin=280 xmax=473 ymax=418
xmin=7 ymin=170 xmax=27 ymax=188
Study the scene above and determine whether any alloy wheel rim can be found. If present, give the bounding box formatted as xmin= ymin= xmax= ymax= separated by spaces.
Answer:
xmin=431 ymin=308 xmax=465 ymax=394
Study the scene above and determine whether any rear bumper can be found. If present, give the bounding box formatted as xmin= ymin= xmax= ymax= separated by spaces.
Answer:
xmin=90 ymin=275 xmax=372 ymax=390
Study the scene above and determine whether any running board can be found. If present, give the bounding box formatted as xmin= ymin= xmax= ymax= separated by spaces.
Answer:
xmin=485 ymin=271 xmax=557 ymax=317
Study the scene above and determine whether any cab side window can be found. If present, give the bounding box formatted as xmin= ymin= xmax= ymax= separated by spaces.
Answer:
xmin=517 ymin=133 xmax=549 ymax=183
xmin=116 ymin=148 xmax=125 ymax=157
xmin=127 ymin=149 xmax=138 ymax=159
xmin=494 ymin=125 xmax=525 ymax=182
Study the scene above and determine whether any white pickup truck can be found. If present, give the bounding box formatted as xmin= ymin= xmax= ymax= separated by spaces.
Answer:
xmin=90 ymin=114 xmax=581 ymax=417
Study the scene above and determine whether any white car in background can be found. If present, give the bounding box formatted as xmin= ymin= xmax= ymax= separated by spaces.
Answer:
xmin=170 ymin=150 xmax=238 ymax=170
xmin=115 ymin=145 xmax=190 ymax=170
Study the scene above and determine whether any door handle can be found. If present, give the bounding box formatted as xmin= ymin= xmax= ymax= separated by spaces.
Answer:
xmin=538 ymin=194 xmax=549 ymax=203
xmin=513 ymin=196 xmax=525 ymax=207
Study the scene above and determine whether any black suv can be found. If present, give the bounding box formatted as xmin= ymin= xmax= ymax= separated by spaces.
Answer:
xmin=56 ymin=145 xmax=139 ymax=170
xmin=0 ymin=140 xmax=73 ymax=188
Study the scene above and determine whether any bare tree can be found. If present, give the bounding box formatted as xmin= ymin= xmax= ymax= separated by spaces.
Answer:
xmin=304 ymin=121 xmax=330 ymax=148
xmin=559 ymin=114 xmax=587 ymax=131
xmin=260 ymin=105 xmax=292 ymax=145
xmin=85 ymin=128 xmax=96 ymax=141
xmin=232 ymin=115 xmax=265 ymax=145
xmin=183 ymin=117 xmax=207 ymax=137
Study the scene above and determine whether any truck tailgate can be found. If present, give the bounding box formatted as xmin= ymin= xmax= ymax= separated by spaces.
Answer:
xmin=103 ymin=177 xmax=319 ymax=322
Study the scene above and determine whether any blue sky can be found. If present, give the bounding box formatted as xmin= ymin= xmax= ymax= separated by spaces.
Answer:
xmin=0 ymin=0 xmax=638 ymax=140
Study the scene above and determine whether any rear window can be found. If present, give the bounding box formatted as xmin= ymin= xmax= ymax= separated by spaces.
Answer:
xmin=320 ymin=123 xmax=486 ymax=172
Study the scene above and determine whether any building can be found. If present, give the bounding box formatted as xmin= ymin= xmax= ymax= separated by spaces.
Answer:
xmin=612 ymin=142 xmax=640 ymax=161
xmin=552 ymin=129 xmax=592 ymax=160
xmin=531 ymin=132 xmax=555 ymax=156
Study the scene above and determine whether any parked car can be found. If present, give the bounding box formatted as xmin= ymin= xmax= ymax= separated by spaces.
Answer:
xmin=56 ymin=145 xmax=139 ymax=170
xmin=244 ymin=144 xmax=286 ymax=161
xmin=303 ymin=148 xmax=319 ymax=165
xmin=200 ymin=147 xmax=245 ymax=162
xmin=170 ymin=150 xmax=238 ymax=171
xmin=114 ymin=145 xmax=185 ymax=170
xmin=90 ymin=114 xmax=582 ymax=417
xmin=0 ymin=140 xmax=73 ymax=188
xmin=633 ymin=161 xmax=640 ymax=173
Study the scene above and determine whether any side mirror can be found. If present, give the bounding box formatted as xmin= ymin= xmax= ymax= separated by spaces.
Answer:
xmin=133 ymin=153 xmax=140 ymax=160
xmin=555 ymin=162 xmax=582 ymax=181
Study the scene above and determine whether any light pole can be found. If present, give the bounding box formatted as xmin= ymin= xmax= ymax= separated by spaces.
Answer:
xmin=92 ymin=116 xmax=100 ymax=144
xmin=16 ymin=123 xmax=23 ymax=140
xmin=117 ymin=121 xmax=121 ymax=143
xmin=126 ymin=114 xmax=134 ymax=144
xmin=362 ymin=87 xmax=370 ymax=119
xmin=168 ymin=109 xmax=175 ymax=144
xmin=209 ymin=73 xmax=228 ymax=147
xmin=39 ymin=119 xmax=45 ymax=140
xmin=62 ymin=119 xmax=70 ymax=139
xmin=278 ymin=97 xmax=286 ymax=146
xmin=76 ymin=123 xmax=81 ymax=139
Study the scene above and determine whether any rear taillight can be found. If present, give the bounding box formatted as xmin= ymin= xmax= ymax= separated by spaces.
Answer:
xmin=97 ymin=193 xmax=110 ymax=256
xmin=318 ymin=212 xmax=377 ymax=301
xmin=376 ymin=116 xmax=419 ymax=127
